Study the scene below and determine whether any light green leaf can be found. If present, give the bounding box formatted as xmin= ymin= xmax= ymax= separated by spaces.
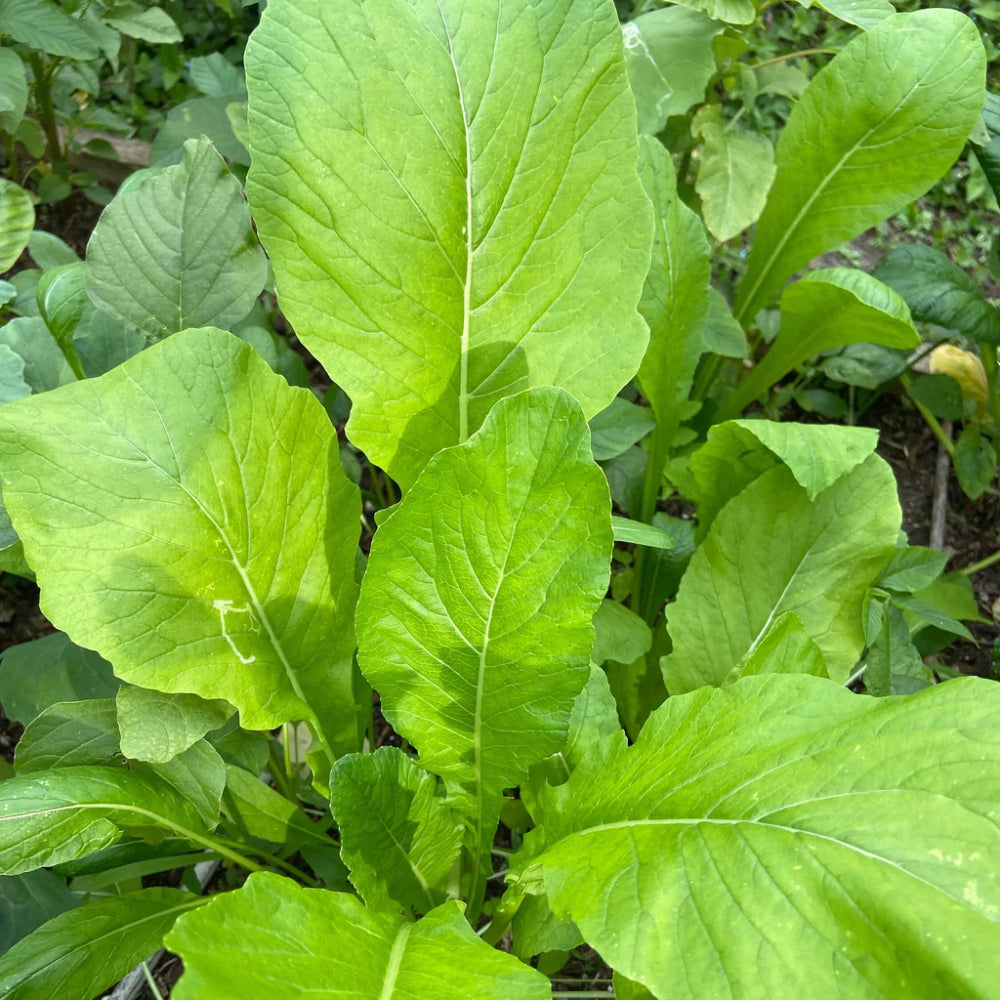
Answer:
xmin=86 ymin=137 xmax=267 ymax=339
xmin=73 ymin=307 xmax=145 ymax=377
xmin=13 ymin=699 xmax=120 ymax=773
xmin=37 ymin=262 xmax=87 ymax=352
xmin=725 ymin=610 xmax=829 ymax=684
xmin=117 ymin=687 xmax=233 ymax=764
xmin=0 ymin=741 xmax=224 ymax=874
xmin=0 ymin=179 xmax=33 ymax=273
xmin=0 ymin=870 xmax=78 ymax=956
xmin=221 ymin=765 xmax=329 ymax=849
xmin=878 ymin=545 xmax=948 ymax=593
xmin=755 ymin=62 xmax=811 ymax=100
xmin=246 ymin=0 xmax=652 ymax=489
xmin=103 ymin=4 xmax=182 ymax=43
xmin=592 ymin=600 xmax=652 ymax=666
xmin=689 ymin=419 xmax=879 ymax=538
xmin=954 ymin=424 xmax=996 ymax=500
xmin=149 ymin=95 xmax=251 ymax=167
xmin=330 ymin=748 xmax=463 ymax=916
xmin=588 ymin=398 xmax=655 ymax=462
xmin=0 ymin=344 xmax=29 ymax=405
xmin=873 ymin=244 xmax=1000 ymax=345
xmin=0 ymin=632 xmax=118 ymax=725
xmin=188 ymin=53 xmax=245 ymax=98
xmin=611 ymin=515 xmax=675 ymax=550
xmin=0 ymin=318 xmax=74 ymax=394
xmin=514 ymin=675 xmax=1000 ymax=999
xmin=723 ymin=268 xmax=919 ymax=420
xmin=0 ymin=889 xmax=206 ymax=1000
xmin=0 ymin=328 xmax=362 ymax=765
xmin=168 ymin=872 xmax=549 ymax=999
xmin=692 ymin=107 xmax=776 ymax=242
xmin=700 ymin=287 xmax=747 ymax=358
xmin=623 ymin=8 xmax=723 ymax=134
xmin=810 ymin=0 xmax=895 ymax=30
xmin=735 ymin=10 xmax=986 ymax=323
xmin=357 ymin=389 xmax=611 ymax=856
xmin=0 ymin=0 xmax=99 ymax=59
xmin=666 ymin=0 xmax=755 ymax=25
xmin=973 ymin=91 xmax=1000 ymax=202
xmin=0 ymin=48 xmax=27 ymax=134
xmin=664 ymin=455 xmax=899 ymax=692
xmin=27 ymin=231 xmax=79 ymax=271
xmin=635 ymin=137 xmax=712 ymax=451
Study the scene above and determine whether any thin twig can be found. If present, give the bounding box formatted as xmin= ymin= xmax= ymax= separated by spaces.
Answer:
xmin=929 ymin=420 xmax=952 ymax=553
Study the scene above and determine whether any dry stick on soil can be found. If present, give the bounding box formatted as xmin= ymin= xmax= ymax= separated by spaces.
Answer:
xmin=930 ymin=420 xmax=952 ymax=553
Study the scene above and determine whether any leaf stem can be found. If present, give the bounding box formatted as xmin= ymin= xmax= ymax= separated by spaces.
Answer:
xmin=28 ymin=53 xmax=61 ymax=163
xmin=748 ymin=47 xmax=839 ymax=72
xmin=141 ymin=962 xmax=165 ymax=1000
xmin=959 ymin=548 xmax=1000 ymax=576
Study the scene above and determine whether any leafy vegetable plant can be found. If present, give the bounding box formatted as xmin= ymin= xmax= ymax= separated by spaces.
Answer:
xmin=0 ymin=1 xmax=997 ymax=997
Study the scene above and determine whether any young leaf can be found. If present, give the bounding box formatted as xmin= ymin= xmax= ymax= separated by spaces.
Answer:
xmin=167 ymin=872 xmax=549 ymax=999
xmin=116 ymin=687 xmax=233 ymax=764
xmin=722 ymin=269 xmax=918 ymax=420
xmin=592 ymin=600 xmax=653 ymax=666
xmin=0 ymin=328 xmax=362 ymax=764
xmin=329 ymin=747 xmax=463 ymax=916
xmin=878 ymin=545 xmax=948 ymax=593
xmin=725 ymin=610 xmax=829 ymax=684
xmin=0 ymin=742 xmax=225 ymax=875
xmin=611 ymin=516 xmax=675 ymax=550
xmin=357 ymin=388 xmax=612 ymax=857
xmin=588 ymin=398 xmax=656 ymax=462
xmin=13 ymin=699 xmax=121 ymax=773
xmin=86 ymin=137 xmax=267 ymax=339
xmin=0 ymin=889 xmax=206 ymax=1000
xmin=0 ymin=179 xmax=34 ymax=272
xmin=246 ymin=0 xmax=652 ymax=488
xmin=222 ymin=765 xmax=330 ymax=850
xmin=873 ymin=244 xmax=1000 ymax=345
xmin=514 ymin=675 xmax=1000 ymax=998
xmin=735 ymin=10 xmax=986 ymax=323
xmin=664 ymin=456 xmax=898 ymax=692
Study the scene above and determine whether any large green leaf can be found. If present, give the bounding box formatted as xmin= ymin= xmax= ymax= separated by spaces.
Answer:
xmin=666 ymin=0 xmax=754 ymax=25
xmin=0 ymin=179 xmax=34 ymax=272
xmin=102 ymin=4 xmax=182 ymax=43
xmin=0 ymin=741 xmax=224 ymax=874
xmin=663 ymin=455 xmax=898 ymax=692
xmin=623 ymin=7 xmax=724 ymax=134
xmin=329 ymin=747 xmax=463 ymax=916
xmin=802 ymin=0 xmax=895 ymax=29
xmin=0 ymin=318 xmax=75 ymax=394
xmin=722 ymin=268 xmax=918 ymax=420
xmin=873 ymin=244 xmax=1000 ymax=345
xmin=356 ymin=389 xmax=612 ymax=859
xmin=735 ymin=10 xmax=985 ymax=323
xmin=86 ymin=137 xmax=267 ymax=339
xmin=168 ymin=872 xmax=549 ymax=999
xmin=513 ymin=674 xmax=1000 ymax=998
xmin=246 ymin=0 xmax=652 ymax=489
xmin=0 ymin=48 xmax=27 ymax=135
xmin=0 ymin=344 xmax=29 ymax=405
xmin=973 ymin=91 xmax=1000 ymax=202
xmin=0 ymin=328 xmax=362 ymax=765
xmin=0 ymin=0 xmax=99 ymax=59
xmin=0 ymin=889 xmax=205 ymax=1000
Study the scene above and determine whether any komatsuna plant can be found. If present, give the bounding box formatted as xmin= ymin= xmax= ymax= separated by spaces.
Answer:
xmin=0 ymin=1 xmax=997 ymax=998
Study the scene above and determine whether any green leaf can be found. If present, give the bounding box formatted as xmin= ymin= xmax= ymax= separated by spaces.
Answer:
xmin=808 ymin=0 xmax=896 ymax=29
xmin=0 ymin=741 xmax=225 ymax=874
xmin=103 ymin=4 xmax=182 ymax=43
xmin=692 ymin=106 xmax=776 ymax=242
xmin=117 ymin=687 xmax=233 ymax=764
xmin=700 ymin=287 xmax=748 ymax=358
xmin=0 ymin=889 xmax=206 ymax=1000
xmin=0 ymin=328 xmax=362 ymax=765
xmin=665 ymin=0 xmax=755 ymax=25
xmin=874 ymin=244 xmax=1000 ymax=344
xmin=37 ymin=262 xmax=87 ymax=353
xmin=635 ymin=137 xmax=712 ymax=446
xmin=86 ymin=137 xmax=267 ymax=339
xmin=149 ymin=96 xmax=251 ymax=167
xmin=330 ymin=748 xmax=463 ymax=917
xmin=973 ymin=91 xmax=1000 ymax=202
xmin=0 ymin=0 xmax=99 ymax=59
xmin=0 ymin=318 xmax=74 ymax=394
xmin=0 ymin=180 xmax=34 ymax=272
xmin=623 ymin=8 xmax=723 ymax=134
xmin=821 ymin=342 xmax=909 ymax=390
xmin=611 ymin=515 xmax=675 ymax=550
xmin=726 ymin=610 xmax=829 ymax=683
xmin=878 ymin=545 xmax=948 ymax=593
xmin=0 ymin=344 xmax=29 ymax=405
xmin=73 ymin=307 xmax=145 ymax=377
xmin=954 ymin=423 xmax=997 ymax=499
xmin=514 ymin=674 xmax=1000 ymax=998
xmin=723 ymin=268 xmax=919 ymax=419
xmin=866 ymin=601 xmax=925 ymax=696
xmin=27 ymin=231 xmax=79 ymax=271
xmin=0 ymin=48 xmax=27 ymax=135
xmin=188 ymin=52 xmax=245 ymax=98
xmin=588 ymin=398 xmax=655 ymax=462
xmin=13 ymin=699 xmax=120 ymax=773
xmin=246 ymin=0 xmax=652 ymax=489
xmin=0 ymin=632 xmax=118 ymax=725
xmin=689 ymin=419 xmax=879 ymax=538
xmin=735 ymin=10 xmax=986 ymax=323
xmin=357 ymin=389 xmax=611 ymax=856
xmin=222 ymin=765 xmax=328 ymax=849
xmin=664 ymin=455 xmax=899 ymax=692
xmin=168 ymin=872 xmax=549 ymax=999
xmin=907 ymin=374 xmax=965 ymax=421
xmin=0 ymin=870 xmax=77 ymax=956
xmin=592 ymin=600 xmax=652 ymax=666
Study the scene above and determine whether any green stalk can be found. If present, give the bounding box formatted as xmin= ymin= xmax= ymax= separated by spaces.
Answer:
xmin=981 ymin=343 xmax=1000 ymax=430
xmin=959 ymin=548 xmax=1000 ymax=576
xmin=901 ymin=374 xmax=954 ymax=458
xmin=633 ymin=418 xmax=672 ymax=624
xmin=28 ymin=53 xmax=61 ymax=163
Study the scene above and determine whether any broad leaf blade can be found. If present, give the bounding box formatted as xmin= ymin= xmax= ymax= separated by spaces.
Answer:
xmin=86 ymin=137 xmax=267 ymax=339
xmin=167 ymin=872 xmax=549 ymax=999
xmin=0 ymin=0 xmax=99 ymax=59
xmin=14 ymin=699 xmax=121 ymax=773
xmin=0 ymin=180 xmax=34 ymax=272
xmin=0 ymin=328 xmax=361 ymax=763
xmin=735 ymin=10 xmax=985 ymax=322
xmin=117 ymin=687 xmax=233 ymax=764
xmin=357 ymin=389 xmax=612 ymax=850
xmin=246 ymin=0 xmax=652 ymax=488
xmin=0 ymin=870 xmax=78 ymax=956
xmin=664 ymin=456 xmax=899 ymax=692
xmin=514 ymin=675 xmax=1000 ymax=998
xmin=0 ymin=889 xmax=205 ymax=1000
